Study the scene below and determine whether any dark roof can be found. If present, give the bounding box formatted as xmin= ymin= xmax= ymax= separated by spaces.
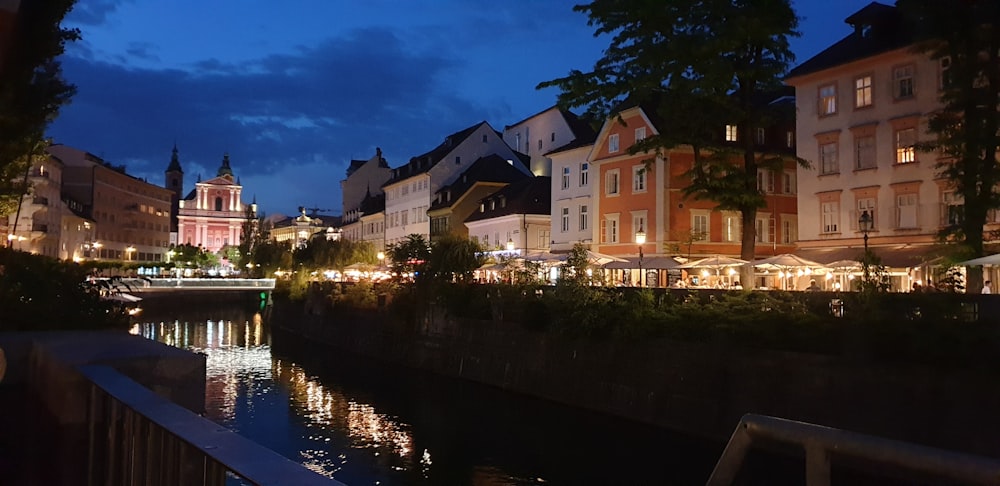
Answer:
xmin=358 ymin=191 xmax=385 ymax=215
xmin=345 ymin=148 xmax=390 ymax=178
xmin=464 ymin=176 xmax=551 ymax=224
xmin=786 ymin=2 xmax=909 ymax=80
xmin=346 ymin=159 xmax=367 ymax=176
xmin=216 ymin=153 xmax=234 ymax=178
xmin=428 ymin=154 xmax=530 ymax=211
xmin=383 ymin=121 xmax=489 ymax=187
xmin=166 ymin=145 xmax=183 ymax=174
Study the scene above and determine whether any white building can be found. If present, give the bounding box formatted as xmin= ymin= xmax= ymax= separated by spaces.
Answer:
xmin=503 ymin=106 xmax=597 ymax=177
xmin=464 ymin=176 xmax=552 ymax=253
xmin=382 ymin=121 xmax=529 ymax=246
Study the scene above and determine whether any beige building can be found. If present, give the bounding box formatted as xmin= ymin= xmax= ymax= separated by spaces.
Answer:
xmin=53 ymin=144 xmax=172 ymax=263
xmin=785 ymin=2 xmax=954 ymax=289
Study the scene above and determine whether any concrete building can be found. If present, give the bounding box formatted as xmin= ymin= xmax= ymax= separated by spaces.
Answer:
xmin=340 ymin=148 xmax=390 ymax=246
xmin=464 ymin=176 xmax=552 ymax=253
xmin=176 ymin=154 xmax=249 ymax=253
xmin=54 ymin=144 xmax=172 ymax=262
xmin=548 ymin=134 xmax=600 ymax=253
xmin=428 ymin=154 xmax=530 ymax=242
xmin=590 ymin=100 xmax=798 ymax=287
xmin=785 ymin=2 xmax=952 ymax=290
xmin=503 ymin=106 xmax=596 ymax=177
xmin=382 ymin=121 xmax=529 ymax=246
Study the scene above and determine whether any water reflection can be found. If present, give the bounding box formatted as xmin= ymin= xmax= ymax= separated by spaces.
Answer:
xmin=137 ymin=310 xmax=720 ymax=485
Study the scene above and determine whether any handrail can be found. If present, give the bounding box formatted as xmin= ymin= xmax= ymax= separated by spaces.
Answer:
xmin=707 ymin=414 xmax=1000 ymax=486
xmin=80 ymin=365 xmax=339 ymax=486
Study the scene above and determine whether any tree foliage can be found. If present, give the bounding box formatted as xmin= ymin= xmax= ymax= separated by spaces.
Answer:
xmin=387 ymin=234 xmax=431 ymax=280
xmin=897 ymin=0 xmax=1000 ymax=292
xmin=294 ymin=237 xmax=375 ymax=271
xmin=428 ymin=233 xmax=484 ymax=283
xmin=538 ymin=0 xmax=802 ymax=283
xmin=0 ymin=1 xmax=79 ymax=215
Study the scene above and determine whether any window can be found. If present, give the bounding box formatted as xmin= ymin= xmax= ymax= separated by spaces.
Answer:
xmin=601 ymin=214 xmax=619 ymax=243
xmin=818 ymin=84 xmax=837 ymax=115
xmin=635 ymin=127 xmax=646 ymax=142
xmin=940 ymin=56 xmax=953 ymax=89
xmin=608 ymin=134 xmax=620 ymax=153
xmin=580 ymin=163 xmax=589 ymax=186
xmin=561 ymin=207 xmax=570 ymax=232
xmin=632 ymin=213 xmax=647 ymax=241
xmin=894 ymin=64 xmax=915 ymax=99
xmin=757 ymin=170 xmax=775 ymax=193
xmin=215 ymin=197 xmax=223 ymax=211
xmin=820 ymin=142 xmax=839 ymax=174
xmin=561 ymin=167 xmax=570 ymax=190
xmin=401 ymin=211 xmax=408 ymax=226
xmin=755 ymin=128 xmax=766 ymax=145
xmin=455 ymin=156 xmax=461 ymax=165
xmin=855 ymin=134 xmax=876 ymax=169
xmin=895 ymin=128 xmax=916 ymax=164
xmin=551 ymin=132 xmax=555 ymax=142
xmin=691 ymin=212 xmax=709 ymax=241
xmin=605 ymin=169 xmax=620 ymax=195
xmin=538 ymin=139 xmax=543 ymax=151
xmin=755 ymin=215 xmax=774 ymax=243
xmin=856 ymin=198 xmax=877 ymax=230
xmin=786 ymin=131 xmax=794 ymax=148
xmin=632 ymin=166 xmax=646 ymax=193
xmin=781 ymin=218 xmax=797 ymax=244
xmin=722 ymin=212 xmax=741 ymax=242
xmin=821 ymin=201 xmax=839 ymax=233
xmin=854 ymin=75 xmax=873 ymax=108
xmin=539 ymin=229 xmax=550 ymax=249
xmin=942 ymin=191 xmax=963 ymax=226
xmin=782 ymin=172 xmax=796 ymax=194
xmin=482 ymin=134 xmax=488 ymax=143
xmin=725 ymin=125 xmax=738 ymax=142
xmin=579 ymin=205 xmax=589 ymax=231
xmin=897 ymin=194 xmax=918 ymax=228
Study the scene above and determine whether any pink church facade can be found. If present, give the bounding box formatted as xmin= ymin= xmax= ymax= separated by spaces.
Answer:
xmin=176 ymin=154 xmax=247 ymax=253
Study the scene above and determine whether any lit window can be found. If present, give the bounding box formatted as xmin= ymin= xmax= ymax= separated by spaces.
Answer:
xmin=722 ymin=213 xmax=741 ymax=242
xmin=608 ymin=134 xmax=620 ymax=153
xmin=818 ymin=84 xmax=837 ymax=115
xmin=895 ymin=128 xmax=916 ymax=164
xmin=894 ymin=64 xmax=915 ymax=99
xmin=725 ymin=125 xmax=738 ymax=142
xmin=854 ymin=75 xmax=872 ymax=108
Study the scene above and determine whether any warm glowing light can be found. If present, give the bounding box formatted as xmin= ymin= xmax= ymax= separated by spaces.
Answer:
xmin=377 ymin=251 xmax=385 ymax=261
xmin=825 ymin=272 xmax=833 ymax=280
xmin=506 ymin=238 xmax=515 ymax=251
xmin=727 ymin=268 xmax=736 ymax=276
xmin=834 ymin=281 xmax=842 ymax=290
xmin=701 ymin=269 xmax=709 ymax=277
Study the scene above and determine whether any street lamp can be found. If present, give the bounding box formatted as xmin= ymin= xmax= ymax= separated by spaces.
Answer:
xmin=859 ymin=210 xmax=874 ymax=286
xmin=506 ymin=238 xmax=515 ymax=252
xmin=125 ymin=245 xmax=136 ymax=261
xmin=635 ymin=225 xmax=646 ymax=287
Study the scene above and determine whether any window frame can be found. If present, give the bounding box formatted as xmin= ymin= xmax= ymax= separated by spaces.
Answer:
xmin=632 ymin=165 xmax=646 ymax=193
xmin=580 ymin=163 xmax=589 ymax=187
xmin=819 ymin=141 xmax=839 ymax=174
xmin=854 ymin=74 xmax=873 ymax=108
xmin=605 ymin=169 xmax=620 ymax=196
xmin=608 ymin=134 xmax=620 ymax=153
xmin=893 ymin=64 xmax=915 ymax=99
xmin=818 ymin=83 xmax=837 ymax=116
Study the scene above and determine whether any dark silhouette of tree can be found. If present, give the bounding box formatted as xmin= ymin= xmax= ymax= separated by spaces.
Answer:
xmin=538 ymin=0 xmax=802 ymax=284
xmin=429 ymin=234 xmax=484 ymax=283
xmin=0 ymin=1 xmax=78 ymax=215
xmin=897 ymin=0 xmax=1000 ymax=292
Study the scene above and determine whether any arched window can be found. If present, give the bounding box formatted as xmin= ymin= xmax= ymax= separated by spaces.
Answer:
xmin=215 ymin=197 xmax=223 ymax=211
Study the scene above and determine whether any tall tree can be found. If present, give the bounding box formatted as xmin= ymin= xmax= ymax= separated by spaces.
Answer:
xmin=0 ymin=1 xmax=79 ymax=215
xmin=429 ymin=234 xmax=484 ymax=283
xmin=538 ymin=0 xmax=801 ymax=283
xmin=897 ymin=0 xmax=1000 ymax=293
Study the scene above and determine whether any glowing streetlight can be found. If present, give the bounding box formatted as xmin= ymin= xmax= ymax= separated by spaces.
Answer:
xmin=635 ymin=225 xmax=646 ymax=287
xmin=125 ymin=245 xmax=136 ymax=261
xmin=506 ymin=238 xmax=515 ymax=252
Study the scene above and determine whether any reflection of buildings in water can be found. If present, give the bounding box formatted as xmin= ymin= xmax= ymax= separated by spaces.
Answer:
xmin=273 ymin=359 xmax=420 ymax=475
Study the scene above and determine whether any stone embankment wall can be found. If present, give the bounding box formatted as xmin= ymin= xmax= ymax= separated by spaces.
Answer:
xmin=273 ymin=298 xmax=1000 ymax=459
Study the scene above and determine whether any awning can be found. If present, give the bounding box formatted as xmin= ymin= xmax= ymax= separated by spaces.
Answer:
xmin=793 ymin=245 xmax=941 ymax=268
xmin=604 ymin=256 xmax=682 ymax=270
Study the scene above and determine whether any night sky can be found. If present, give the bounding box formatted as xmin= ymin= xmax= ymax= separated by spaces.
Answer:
xmin=46 ymin=0 xmax=874 ymax=216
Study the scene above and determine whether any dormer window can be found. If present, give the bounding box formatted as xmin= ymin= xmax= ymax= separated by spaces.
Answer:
xmin=490 ymin=200 xmax=496 ymax=210
xmin=725 ymin=125 xmax=738 ymax=142
xmin=479 ymin=203 xmax=485 ymax=213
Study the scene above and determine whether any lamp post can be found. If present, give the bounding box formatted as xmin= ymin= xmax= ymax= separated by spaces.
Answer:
xmin=635 ymin=225 xmax=646 ymax=287
xmin=506 ymin=238 xmax=515 ymax=252
xmin=125 ymin=245 xmax=136 ymax=262
xmin=858 ymin=210 xmax=874 ymax=286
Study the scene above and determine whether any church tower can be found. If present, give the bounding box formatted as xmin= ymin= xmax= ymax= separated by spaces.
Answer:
xmin=165 ymin=144 xmax=184 ymax=234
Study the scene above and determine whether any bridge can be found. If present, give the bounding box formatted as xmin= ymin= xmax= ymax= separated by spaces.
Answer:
xmin=117 ymin=278 xmax=276 ymax=291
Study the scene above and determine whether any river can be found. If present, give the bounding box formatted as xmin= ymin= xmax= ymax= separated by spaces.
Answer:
xmin=133 ymin=305 xmax=727 ymax=485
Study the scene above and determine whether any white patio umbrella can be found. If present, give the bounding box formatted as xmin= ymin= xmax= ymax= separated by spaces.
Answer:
xmin=752 ymin=254 xmax=827 ymax=290
xmin=824 ymin=259 xmax=862 ymax=291
xmin=956 ymin=253 xmax=1000 ymax=266
xmin=678 ymin=256 xmax=749 ymax=288
xmin=587 ymin=250 xmax=628 ymax=265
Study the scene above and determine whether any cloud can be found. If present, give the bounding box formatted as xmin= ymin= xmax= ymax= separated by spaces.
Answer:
xmin=47 ymin=26 xmax=498 ymax=215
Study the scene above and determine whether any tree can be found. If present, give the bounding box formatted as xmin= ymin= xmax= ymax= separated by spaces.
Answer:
xmin=0 ymin=1 xmax=79 ymax=215
xmin=386 ymin=234 xmax=431 ymax=281
xmin=429 ymin=234 xmax=484 ymax=283
xmin=238 ymin=204 xmax=265 ymax=269
xmin=897 ymin=0 xmax=1000 ymax=293
xmin=538 ymin=0 xmax=802 ymax=284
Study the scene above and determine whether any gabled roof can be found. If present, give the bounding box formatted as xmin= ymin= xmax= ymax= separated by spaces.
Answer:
xmin=786 ymin=2 xmax=909 ymax=80
xmin=346 ymin=148 xmax=390 ymax=178
xmin=428 ymin=154 xmax=530 ymax=211
xmin=464 ymin=176 xmax=551 ymax=224
xmin=383 ymin=121 xmax=490 ymax=187
xmin=358 ymin=192 xmax=385 ymax=215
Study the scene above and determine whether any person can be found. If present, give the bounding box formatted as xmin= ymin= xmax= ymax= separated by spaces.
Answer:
xmin=807 ymin=279 xmax=821 ymax=291
xmin=984 ymin=281 xmax=992 ymax=294
xmin=732 ymin=280 xmax=743 ymax=290
xmin=911 ymin=282 xmax=923 ymax=293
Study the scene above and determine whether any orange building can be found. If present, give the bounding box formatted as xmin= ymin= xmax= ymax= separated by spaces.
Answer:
xmin=591 ymin=101 xmax=798 ymax=287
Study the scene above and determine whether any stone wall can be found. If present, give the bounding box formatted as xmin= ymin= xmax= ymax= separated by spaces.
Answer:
xmin=273 ymin=299 xmax=1000 ymax=459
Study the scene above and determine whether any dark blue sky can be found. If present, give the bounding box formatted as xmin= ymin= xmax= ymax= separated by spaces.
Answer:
xmin=47 ymin=0 xmax=874 ymax=216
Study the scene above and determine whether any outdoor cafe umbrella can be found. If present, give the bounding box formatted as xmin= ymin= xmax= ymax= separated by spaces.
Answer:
xmin=587 ymin=250 xmax=628 ymax=266
xmin=678 ymin=255 xmax=748 ymax=287
xmin=752 ymin=254 xmax=827 ymax=290
xmin=824 ymin=259 xmax=861 ymax=291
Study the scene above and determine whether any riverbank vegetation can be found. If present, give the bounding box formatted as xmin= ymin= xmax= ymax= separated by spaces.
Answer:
xmin=0 ymin=248 xmax=128 ymax=331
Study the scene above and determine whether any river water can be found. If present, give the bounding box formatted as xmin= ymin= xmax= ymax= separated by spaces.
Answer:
xmin=133 ymin=306 xmax=725 ymax=485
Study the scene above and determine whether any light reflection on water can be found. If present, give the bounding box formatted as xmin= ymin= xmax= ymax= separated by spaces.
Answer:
xmin=134 ymin=315 xmax=425 ymax=484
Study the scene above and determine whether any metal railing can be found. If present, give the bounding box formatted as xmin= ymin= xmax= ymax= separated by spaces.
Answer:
xmin=707 ymin=414 xmax=1000 ymax=486
xmin=81 ymin=365 xmax=339 ymax=486
xmin=145 ymin=278 xmax=276 ymax=289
